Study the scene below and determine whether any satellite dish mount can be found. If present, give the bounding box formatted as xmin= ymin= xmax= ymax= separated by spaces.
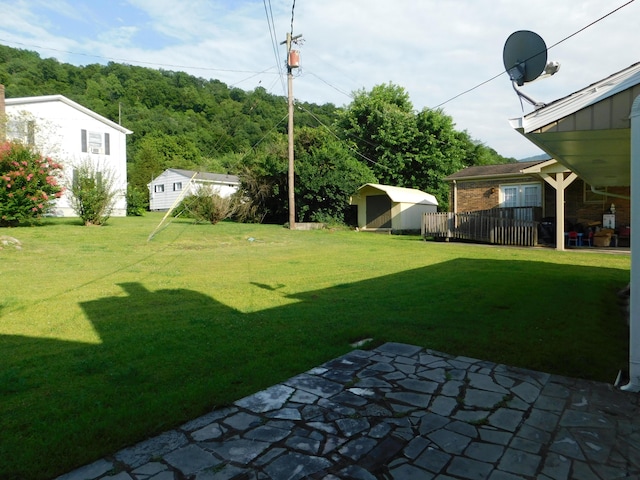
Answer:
xmin=503 ymin=30 xmax=559 ymax=110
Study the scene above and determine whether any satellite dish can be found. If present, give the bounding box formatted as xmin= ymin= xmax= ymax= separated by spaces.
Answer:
xmin=503 ymin=30 xmax=548 ymax=86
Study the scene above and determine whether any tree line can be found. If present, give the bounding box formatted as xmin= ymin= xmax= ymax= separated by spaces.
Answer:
xmin=0 ymin=44 xmax=515 ymax=224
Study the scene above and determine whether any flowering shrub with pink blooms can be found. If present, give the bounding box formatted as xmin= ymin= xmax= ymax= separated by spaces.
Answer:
xmin=0 ymin=141 xmax=64 ymax=227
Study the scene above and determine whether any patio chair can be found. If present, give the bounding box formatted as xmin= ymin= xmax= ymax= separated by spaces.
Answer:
xmin=618 ymin=226 xmax=631 ymax=247
xmin=583 ymin=230 xmax=594 ymax=247
xmin=567 ymin=231 xmax=579 ymax=246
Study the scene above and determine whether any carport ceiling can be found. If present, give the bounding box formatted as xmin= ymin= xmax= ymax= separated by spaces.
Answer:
xmin=510 ymin=62 xmax=640 ymax=187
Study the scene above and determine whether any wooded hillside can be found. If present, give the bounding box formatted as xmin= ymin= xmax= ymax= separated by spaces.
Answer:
xmin=0 ymin=44 xmax=515 ymax=222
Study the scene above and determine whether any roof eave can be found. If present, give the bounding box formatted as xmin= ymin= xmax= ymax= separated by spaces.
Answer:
xmin=6 ymin=94 xmax=133 ymax=135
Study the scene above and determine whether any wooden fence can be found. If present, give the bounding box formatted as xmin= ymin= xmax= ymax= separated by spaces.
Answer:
xmin=422 ymin=208 xmax=540 ymax=246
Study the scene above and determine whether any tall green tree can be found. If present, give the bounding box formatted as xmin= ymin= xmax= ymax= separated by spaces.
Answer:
xmin=294 ymin=127 xmax=376 ymax=224
xmin=337 ymin=83 xmax=512 ymax=209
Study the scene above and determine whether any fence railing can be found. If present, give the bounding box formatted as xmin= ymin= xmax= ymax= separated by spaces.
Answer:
xmin=422 ymin=208 xmax=540 ymax=246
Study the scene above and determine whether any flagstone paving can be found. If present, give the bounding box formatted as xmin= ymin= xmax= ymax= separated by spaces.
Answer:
xmin=56 ymin=342 xmax=640 ymax=480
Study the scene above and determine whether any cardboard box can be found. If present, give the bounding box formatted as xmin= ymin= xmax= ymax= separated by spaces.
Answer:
xmin=594 ymin=233 xmax=611 ymax=247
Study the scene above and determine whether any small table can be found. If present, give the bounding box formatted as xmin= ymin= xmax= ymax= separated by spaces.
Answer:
xmin=564 ymin=232 xmax=583 ymax=246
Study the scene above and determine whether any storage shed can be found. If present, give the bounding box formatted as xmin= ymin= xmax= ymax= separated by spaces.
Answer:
xmin=350 ymin=183 xmax=438 ymax=233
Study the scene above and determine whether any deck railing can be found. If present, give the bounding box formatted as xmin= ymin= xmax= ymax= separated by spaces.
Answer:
xmin=422 ymin=207 xmax=540 ymax=246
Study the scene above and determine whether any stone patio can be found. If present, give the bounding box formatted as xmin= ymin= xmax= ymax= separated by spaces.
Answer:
xmin=56 ymin=342 xmax=640 ymax=480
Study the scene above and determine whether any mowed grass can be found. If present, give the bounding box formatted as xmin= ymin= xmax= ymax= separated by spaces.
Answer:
xmin=0 ymin=214 xmax=630 ymax=479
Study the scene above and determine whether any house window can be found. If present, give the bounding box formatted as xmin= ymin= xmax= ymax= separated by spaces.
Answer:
xmin=7 ymin=118 xmax=35 ymax=145
xmin=154 ymin=184 xmax=165 ymax=193
xmin=81 ymin=129 xmax=110 ymax=155
xmin=173 ymin=182 xmax=182 ymax=191
xmin=72 ymin=169 xmax=103 ymax=188
xmin=499 ymin=183 xmax=541 ymax=208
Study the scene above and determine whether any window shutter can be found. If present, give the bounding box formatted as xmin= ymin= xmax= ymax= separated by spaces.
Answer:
xmin=104 ymin=133 xmax=110 ymax=155
xmin=81 ymin=129 xmax=87 ymax=152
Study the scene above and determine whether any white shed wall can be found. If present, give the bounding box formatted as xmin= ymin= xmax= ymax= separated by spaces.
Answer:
xmin=393 ymin=202 xmax=438 ymax=231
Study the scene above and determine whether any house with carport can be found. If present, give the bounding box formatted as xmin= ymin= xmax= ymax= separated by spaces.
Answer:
xmin=445 ymin=160 xmax=630 ymax=246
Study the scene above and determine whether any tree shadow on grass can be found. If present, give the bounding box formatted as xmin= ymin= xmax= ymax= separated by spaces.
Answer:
xmin=0 ymin=258 xmax=630 ymax=479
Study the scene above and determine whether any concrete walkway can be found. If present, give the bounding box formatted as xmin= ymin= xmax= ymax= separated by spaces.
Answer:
xmin=56 ymin=343 xmax=640 ymax=480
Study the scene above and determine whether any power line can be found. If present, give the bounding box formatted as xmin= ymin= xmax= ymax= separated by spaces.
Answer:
xmin=0 ymin=38 xmax=278 ymax=76
xmin=432 ymin=0 xmax=635 ymax=109
xmin=304 ymin=71 xmax=354 ymax=101
xmin=263 ymin=0 xmax=287 ymax=96
xmin=296 ymin=103 xmax=392 ymax=172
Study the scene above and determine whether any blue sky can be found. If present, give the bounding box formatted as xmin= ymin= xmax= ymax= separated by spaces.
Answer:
xmin=1 ymin=0 xmax=639 ymax=159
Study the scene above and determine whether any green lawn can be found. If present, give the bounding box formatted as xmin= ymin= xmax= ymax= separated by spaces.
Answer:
xmin=0 ymin=214 xmax=630 ymax=479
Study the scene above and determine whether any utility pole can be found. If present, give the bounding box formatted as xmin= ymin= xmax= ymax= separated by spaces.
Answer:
xmin=281 ymin=32 xmax=301 ymax=229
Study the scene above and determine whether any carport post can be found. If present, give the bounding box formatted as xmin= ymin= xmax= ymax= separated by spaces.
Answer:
xmin=622 ymin=95 xmax=640 ymax=392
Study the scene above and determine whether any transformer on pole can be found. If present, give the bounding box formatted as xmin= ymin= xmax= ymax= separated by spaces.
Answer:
xmin=281 ymin=32 xmax=302 ymax=229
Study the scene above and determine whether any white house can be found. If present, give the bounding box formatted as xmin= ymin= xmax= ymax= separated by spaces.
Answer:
xmin=350 ymin=183 xmax=438 ymax=232
xmin=4 ymin=94 xmax=132 ymax=217
xmin=148 ymin=168 xmax=241 ymax=211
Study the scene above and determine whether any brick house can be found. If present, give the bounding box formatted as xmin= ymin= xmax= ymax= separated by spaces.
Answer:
xmin=445 ymin=159 xmax=630 ymax=243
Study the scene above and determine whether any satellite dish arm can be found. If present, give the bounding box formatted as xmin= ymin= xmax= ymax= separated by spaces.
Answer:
xmin=511 ymin=81 xmax=546 ymax=109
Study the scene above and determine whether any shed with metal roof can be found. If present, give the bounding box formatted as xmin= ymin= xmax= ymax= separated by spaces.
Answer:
xmin=350 ymin=183 xmax=438 ymax=233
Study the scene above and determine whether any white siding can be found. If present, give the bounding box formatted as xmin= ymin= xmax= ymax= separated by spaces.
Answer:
xmin=5 ymin=96 xmax=130 ymax=217
xmin=148 ymin=170 xmax=240 ymax=211
xmin=394 ymin=202 xmax=438 ymax=231
xmin=148 ymin=170 xmax=193 ymax=211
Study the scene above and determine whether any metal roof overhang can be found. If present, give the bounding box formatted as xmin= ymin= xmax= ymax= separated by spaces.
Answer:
xmin=510 ymin=62 xmax=640 ymax=187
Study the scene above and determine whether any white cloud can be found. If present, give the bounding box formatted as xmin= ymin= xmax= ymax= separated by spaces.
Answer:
xmin=1 ymin=0 xmax=638 ymax=159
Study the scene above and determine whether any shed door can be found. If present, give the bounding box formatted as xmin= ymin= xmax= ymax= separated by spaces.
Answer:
xmin=366 ymin=195 xmax=392 ymax=228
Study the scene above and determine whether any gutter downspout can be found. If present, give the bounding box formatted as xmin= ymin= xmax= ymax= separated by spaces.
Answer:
xmin=452 ymin=180 xmax=458 ymax=237
xmin=452 ymin=180 xmax=457 ymax=214
xmin=621 ymin=94 xmax=640 ymax=392
xmin=590 ymin=185 xmax=631 ymax=201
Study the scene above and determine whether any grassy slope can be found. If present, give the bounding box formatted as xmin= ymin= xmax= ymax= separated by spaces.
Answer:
xmin=0 ymin=214 xmax=630 ymax=479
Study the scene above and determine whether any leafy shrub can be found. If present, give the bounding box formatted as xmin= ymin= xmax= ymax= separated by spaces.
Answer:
xmin=126 ymin=185 xmax=147 ymax=216
xmin=234 ymin=167 xmax=273 ymax=224
xmin=67 ymin=161 xmax=117 ymax=226
xmin=0 ymin=141 xmax=64 ymax=227
xmin=178 ymin=185 xmax=237 ymax=224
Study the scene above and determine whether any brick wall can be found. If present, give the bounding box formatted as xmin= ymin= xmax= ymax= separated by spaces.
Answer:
xmin=565 ymin=181 xmax=630 ymax=229
xmin=451 ymin=177 xmax=630 ymax=230
xmin=455 ymin=180 xmax=497 ymax=212
xmin=452 ymin=177 xmax=534 ymax=213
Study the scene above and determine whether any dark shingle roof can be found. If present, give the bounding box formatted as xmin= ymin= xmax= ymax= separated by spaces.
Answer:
xmin=445 ymin=160 xmax=547 ymax=181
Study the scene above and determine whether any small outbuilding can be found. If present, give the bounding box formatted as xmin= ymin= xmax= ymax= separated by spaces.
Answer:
xmin=148 ymin=168 xmax=240 ymax=211
xmin=350 ymin=183 xmax=438 ymax=233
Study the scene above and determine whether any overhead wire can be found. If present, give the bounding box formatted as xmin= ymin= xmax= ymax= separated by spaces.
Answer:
xmin=304 ymin=71 xmax=354 ymax=101
xmin=295 ymin=103 xmax=392 ymax=172
xmin=432 ymin=0 xmax=635 ymax=109
xmin=263 ymin=0 xmax=287 ymax=96
xmin=0 ymin=38 xmax=278 ymax=76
